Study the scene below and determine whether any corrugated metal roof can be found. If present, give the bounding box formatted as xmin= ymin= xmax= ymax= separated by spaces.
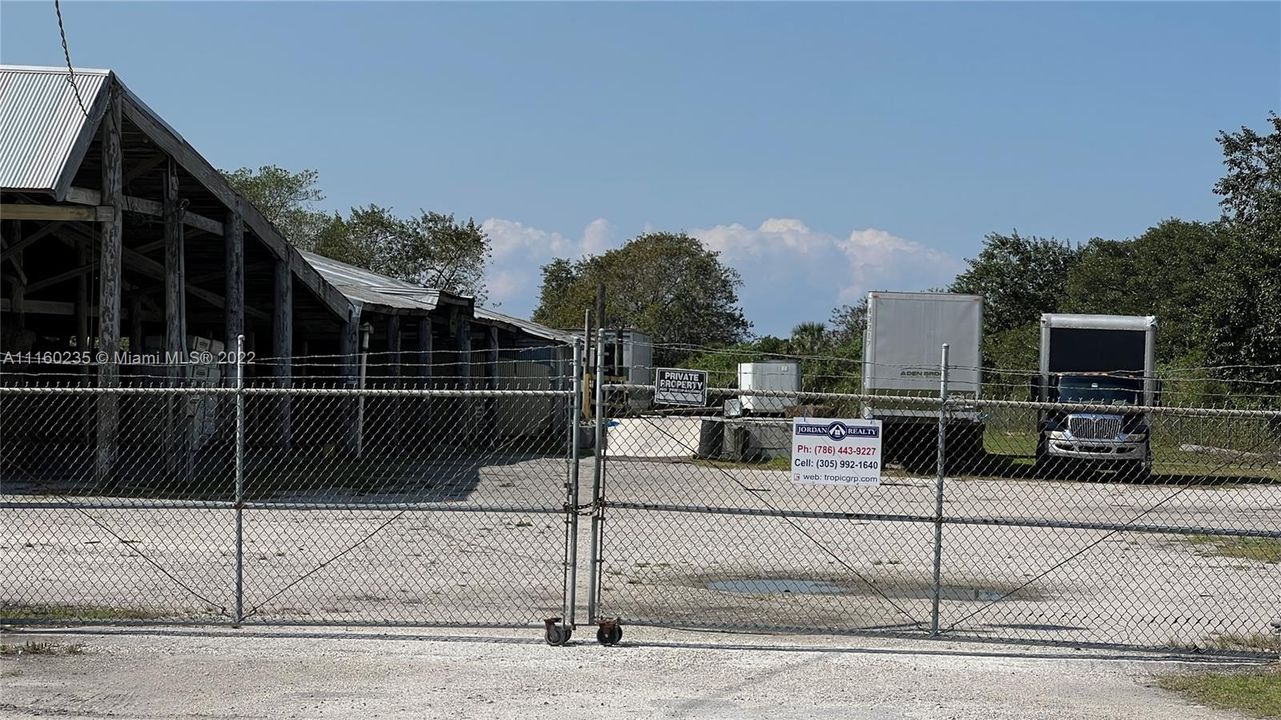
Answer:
xmin=302 ymin=250 xmax=570 ymax=343
xmin=474 ymin=307 xmax=577 ymax=344
xmin=301 ymin=250 xmax=449 ymax=312
xmin=0 ymin=65 xmax=110 ymax=192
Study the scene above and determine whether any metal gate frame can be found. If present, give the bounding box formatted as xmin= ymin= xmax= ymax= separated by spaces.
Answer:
xmin=584 ymin=336 xmax=1281 ymax=652
xmin=1 ymin=336 xmax=587 ymax=637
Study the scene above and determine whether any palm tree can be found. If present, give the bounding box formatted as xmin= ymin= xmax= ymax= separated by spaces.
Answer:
xmin=789 ymin=322 xmax=830 ymax=357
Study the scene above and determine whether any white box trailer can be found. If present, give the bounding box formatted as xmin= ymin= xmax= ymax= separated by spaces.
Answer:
xmin=1035 ymin=314 xmax=1158 ymax=475
xmin=862 ymin=291 xmax=985 ymax=468
xmin=737 ymin=361 xmax=800 ymax=414
xmin=863 ymin=291 xmax=983 ymax=396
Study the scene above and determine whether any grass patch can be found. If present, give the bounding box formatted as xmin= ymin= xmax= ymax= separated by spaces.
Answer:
xmin=693 ymin=456 xmax=792 ymax=472
xmin=1186 ymin=536 xmax=1281 ymax=564
xmin=0 ymin=641 xmax=84 ymax=656
xmin=1158 ymin=665 xmax=1281 ymax=719
xmin=1 ymin=603 xmax=162 ymax=622
xmin=1204 ymin=633 xmax=1281 ymax=653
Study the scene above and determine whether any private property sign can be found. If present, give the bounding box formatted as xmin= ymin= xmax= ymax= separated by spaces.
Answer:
xmin=653 ymin=368 xmax=708 ymax=406
xmin=791 ymin=417 xmax=883 ymax=486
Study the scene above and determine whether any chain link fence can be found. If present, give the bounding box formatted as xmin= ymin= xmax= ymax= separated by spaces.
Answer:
xmin=586 ymin=354 xmax=1281 ymax=652
xmin=1 ymin=342 xmax=584 ymax=631
xmin=4 ymin=337 xmax=1279 ymax=654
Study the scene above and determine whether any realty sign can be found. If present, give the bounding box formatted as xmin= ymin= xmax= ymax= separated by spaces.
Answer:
xmin=654 ymin=367 xmax=708 ymax=407
xmin=791 ymin=417 xmax=883 ymax=486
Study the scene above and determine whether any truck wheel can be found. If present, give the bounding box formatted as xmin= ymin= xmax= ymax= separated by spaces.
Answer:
xmin=1033 ymin=440 xmax=1052 ymax=479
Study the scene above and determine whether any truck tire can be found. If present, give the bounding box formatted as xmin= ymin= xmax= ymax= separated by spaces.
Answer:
xmin=1033 ymin=438 xmax=1055 ymax=479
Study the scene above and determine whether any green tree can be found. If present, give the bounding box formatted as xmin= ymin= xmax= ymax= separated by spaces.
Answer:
xmin=1064 ymin=220 xmax=1225 ymax=365
xmin=789 ymin=322 xmax=830 ymax=357
xmin=532 ymin=232 xmax=750 ymax=364
xmin=828 ymin=300 xmax=868 ymax=350
xmin=335 ymin=206 xmax=491 ymax=300
xmin=1204 ymin=114 xmax=1281 ymax=387
xmin=222 ymin=165 xmax=332 ymax=250
xmin=222 ymin=166 xmax=490 ymax=299
xmin=949 ymin=231 xmax=1081 ymax=335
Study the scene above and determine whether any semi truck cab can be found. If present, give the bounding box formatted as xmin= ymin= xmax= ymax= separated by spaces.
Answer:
xmin=1041 ymin=374 xmax=1150 ymax=463
xmin=1035 ymin=314 xmax=1158 ymax=478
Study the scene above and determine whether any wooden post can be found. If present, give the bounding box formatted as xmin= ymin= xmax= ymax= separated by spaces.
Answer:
xmin=76 ymin=237 xmax=90 ymax=346
xmin=76 ymin=236 xmax=91 ymax=441
xmin=129 ymin=296 xmax=143 ymax=357
xmin=163 ymin=158 xmax=188 ymax=477
xmin=486 ymin=325 xmax=499 ymax=439
xmin=456 ymin=313 xmax=471 ymax=390
xmin=223 ymin=204 xmax=245 ymax=361
xmin=221 ymin=204 xmax=244 ymax=447
xmin=9 ymin=221 xmax=25 ymax=330
xmin=386 ymin=314 xmax=401 ymax=448
xmin=417 ymin=317 xmax=432 ymax=443
xmin=338 ymin=306 xmax=361 ymax=457
xmin=417 ymin=318 xmax=432 ymax=385
xmin=455 ymin=312 xmax=472 ymax=434
xmin=95 ymin=88 xmax=123 ymax=485
xmin=163 ymin=157 xmax=186 ymax=376
xmin=273 ymin=256 xmax=293 ymax=449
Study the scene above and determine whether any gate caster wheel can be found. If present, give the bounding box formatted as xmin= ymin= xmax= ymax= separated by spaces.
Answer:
xmin=596 ymin=619 xmax=622 ymax=646
xmin=543 ymin=618 xmax=572 ymax=646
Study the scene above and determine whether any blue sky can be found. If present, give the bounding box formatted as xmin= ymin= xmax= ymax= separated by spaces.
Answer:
xmin=3 ymin=2 xmax=1278 ymax=336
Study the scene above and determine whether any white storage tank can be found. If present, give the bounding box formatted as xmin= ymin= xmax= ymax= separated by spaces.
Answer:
xmin=737 ymin=362 xmax=800 ymax=414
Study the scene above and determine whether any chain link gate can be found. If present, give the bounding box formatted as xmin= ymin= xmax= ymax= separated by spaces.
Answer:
xmin=585 ymin=341 xmax=1281 ymax=653
xmin=1 ymin=339 xmax=586 ymax=637
xmin=5 ymin=335 xmax=1279 ymax=653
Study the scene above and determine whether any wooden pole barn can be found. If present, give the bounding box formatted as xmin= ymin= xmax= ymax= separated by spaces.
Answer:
xmin=0 ymin=66 xmax=573 ymax=489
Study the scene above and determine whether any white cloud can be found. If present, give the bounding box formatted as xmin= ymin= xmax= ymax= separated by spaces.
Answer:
xmin=480 ymin=217 xmax=616 ymax=310
xmin=479 ymin=215 xmax=961 ymax=335
xmin=691 ymin=219 xmax=963 ymax=334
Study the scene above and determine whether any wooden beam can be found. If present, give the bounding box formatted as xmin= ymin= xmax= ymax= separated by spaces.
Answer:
xmin=63 ymin=186 xmax=100 ymax=206
xmin=273 ymin=255 xmax=293 ymax=449
xmin=49 ymin=221 xmax=266 ymax=323
xmin=0 ymin=226 xmax=28 ymax=285
xmin=164 ymin=158 xmax=187 ymax=380
xmin=117 ymin=246 xmax=268 ymax=321
xmin=127 ymin=195 xmax=224 ymax=236
xmin=133 ymin=239 xmax=164 ymax=256
xmin=339 ymin=306 xmax=362 ymax=457
xmin=23 ymin=263 xmax=93 ymax=293
xmin=77 ymin=237 xmax=89 ymax=348
xmin=224 ymin=203 xmax=245 ymax=364
xmin=0 ymin=222 xmax=63 ymax=261
xmin=119 ymin=96 xmax=354 ymax=325
xmin=386 ymin=313 xmax=402 ymax=446
xmin=416 ymin=316 xmax=433 ymax=432
xmin=457 ymin=313 xmax=472 ymax=391
xmin=0 ymin=204 xmax=111 ymax=222
xmin=123 ymin=153 xmax=167 ymax=186
xmin=96 ymin=87 xmax=124 ymax=484
xmin=52 ymin=82 xmax=111 ymax=202
xmin=67 ymin=188 xmax=225 ymax=236
xmin=49 ymin=217 xmax=265 ymax=320
xmin=7 ymin=222 xmax=25 ymax=328
xmin=120 ymin=98 xmax=353 ymax=325
xmin=0 ymin=298 xmax=76 ymax=315
xmin=417 ymin=317 xmax=432 ymax=384
xmin=129 ymin=296 xmax=143 ymax=353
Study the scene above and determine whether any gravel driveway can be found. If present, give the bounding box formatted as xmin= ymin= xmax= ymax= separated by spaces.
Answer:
xmin=0 ymin=625 xmax=1263 ymax=720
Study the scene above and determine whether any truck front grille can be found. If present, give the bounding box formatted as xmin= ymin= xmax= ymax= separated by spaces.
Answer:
xmin=1068 ymin=416 xmax=1123 ymax=440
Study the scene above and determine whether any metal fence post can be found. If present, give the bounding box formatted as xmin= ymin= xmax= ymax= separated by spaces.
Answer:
xmin=234 ymin=334 xmax=245 ymax=625
xmin=930 ymin=342 xmax=950 ymax=637
xmin=564 ymin=338 xmax=584 ymax=628
xmin=586 ymin=328 xmax=607 ymax=624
